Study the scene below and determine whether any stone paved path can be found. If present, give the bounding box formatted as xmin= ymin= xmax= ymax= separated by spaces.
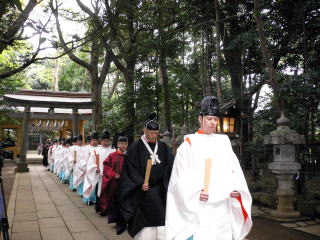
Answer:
xmin=7 ymin=165 xmax=131 ymax=240
xmin=5 ymin=164 xmax=320 ymax=240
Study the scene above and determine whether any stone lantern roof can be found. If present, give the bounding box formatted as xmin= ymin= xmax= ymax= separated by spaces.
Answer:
xmin=263 ymin=113 xmax=305 ymax=145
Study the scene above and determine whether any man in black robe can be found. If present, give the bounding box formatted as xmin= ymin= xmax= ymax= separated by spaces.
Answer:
xmin=118 ymin=112 xmax=174 ymax=239
xmin=42 ymin=142 xmax=49 ymax=167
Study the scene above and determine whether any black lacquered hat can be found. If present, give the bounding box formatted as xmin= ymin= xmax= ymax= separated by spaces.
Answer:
xmin=91 ymin=132 xmax=99 ymax=140
xmin=199 ymin=96 xmax=220 ymax=116
xmin=145 ymin=112 xmax=160 ymax=130
xmin=101 ymin=131 xmax=110 ymax=140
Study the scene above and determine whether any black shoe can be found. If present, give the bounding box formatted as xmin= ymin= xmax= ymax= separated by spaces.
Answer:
xmin=99 ymin=211 xmax=106 ymax=216
xmin=116 ymin=223 xmax=126 ymax=235
xmin=95 ymin=203 xmax=101 ymax=213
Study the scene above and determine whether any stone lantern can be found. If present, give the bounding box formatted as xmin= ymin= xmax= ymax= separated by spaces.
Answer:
xmin=161 ymin=131 xmax=172 ymax=149
xmin=175 ymin=124 xmax=188 ymax=147
xmin=264 ymin=113 xmax=305 ymax=219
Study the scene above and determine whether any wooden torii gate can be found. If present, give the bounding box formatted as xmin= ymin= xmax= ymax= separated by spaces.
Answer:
xmin=4 ymin=90 xmax=94 ymax=172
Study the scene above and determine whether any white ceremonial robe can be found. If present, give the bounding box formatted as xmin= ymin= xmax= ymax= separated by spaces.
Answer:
xmin=47 ymin=145 xmax=55 ymax=170
xmin=54 ymin=145 xmax=64 ymax=175
xmin=64 ymin=145 xmax=76 ymax=180
xmin=165 ymin=133 xmax=252 ymax=240
xmin=52 ymin=145 xmax=59 ymax=174
xmin=82 ymin=145 xmax=113 ymax=198
xmin=48 ymin=144 xmax=58 ymax=170
xmin=73 ymin=145 xmax=95 ymax=188
xmin=73 ymin=145 xmax=87 ymax=188
xmin=62 ymin=147 xmax=71 ymax=176
xmin=83 ymin=146 xmax=115 ymax=198
xmin=134 ymin=226 xmax=165 ymax=240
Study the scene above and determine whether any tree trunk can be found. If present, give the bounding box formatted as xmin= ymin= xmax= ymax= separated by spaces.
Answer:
xmin=221 ymin=2 xmax=249 ymax=164
xmin=214 ymin=0 xmax=223 ymax=103
xmin=204 ymin=24 xmax=213 ymax=96
xmin=53 ymin=58 xmax=60 ymax=91
xmin=159 ymin=51 xmax=171 ymax=132
xmin=254 ymin=0 xmax=285 ymax=115
xmin=90 ymin=36 xmax=102 ymax=131
xmin=201 ymin=29 xmax=205 ymax=96
xmin=123 ymin=67 xmax=135 ymax=144
xmin=91 ymin=75 xmax=103 ymax=131
xmin=302 ymin=2 xmax=308 ymax=72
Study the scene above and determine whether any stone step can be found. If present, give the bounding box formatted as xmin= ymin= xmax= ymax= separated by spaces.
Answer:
xmin=27 ymin=158 xmax=42 ymax=164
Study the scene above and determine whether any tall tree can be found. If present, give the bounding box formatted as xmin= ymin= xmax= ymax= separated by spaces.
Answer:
xmin=253 ymin=0 xmax=284 ymax=115
xmin=214 ymin=0 xmax=223 ymax=103
xmin=0 ymin=0 xmax=54 ymax=79
xmin=50 ymin=0 xmax=113 ymax=130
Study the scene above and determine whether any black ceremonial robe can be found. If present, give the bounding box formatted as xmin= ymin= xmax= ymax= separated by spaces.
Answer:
xmin=118 ymin=139 xmax=174 ymax=238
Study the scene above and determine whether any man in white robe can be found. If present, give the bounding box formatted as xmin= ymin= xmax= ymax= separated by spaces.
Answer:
xmin=165 ymin=96 xmax=252 ymax=240
xmin=83 ymin=131 xmax=115 ymax=208
xmin=48 ymin=140 xmax=58 ymax=171
xmin=64 ymin=137 xmax=77 ymax=182
xmin=70 ymin=135 xmax=84 ymax=191
xmin=53 ymin=140 xmax=64 ymax=175
xmin=60 ymin=139 xmax=71 ymax=183
xmin=81 ymin=133 xmax=99 ymax=202
xmin=73 ymin=137 xmax=88 ymax=195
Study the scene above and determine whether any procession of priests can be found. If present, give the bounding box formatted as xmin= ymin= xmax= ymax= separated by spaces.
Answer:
xmin=44 ymin=95 xmax=252 ymax=240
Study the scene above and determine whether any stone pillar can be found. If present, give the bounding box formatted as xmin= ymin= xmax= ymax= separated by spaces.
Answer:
xmin=72 ymin=108 xmax=80 ymax=136
xmin=16 ymin=106 xmax=30 ymax=172
xmin=39 ymin=131 xmax=43 ymax=145
xmin=80 ymin=120 xmax=85 ymax=138
xmin=13 ymin=125 xmax=22 ymax=159
xmin=264 ymin=113 xmax=304 ymax=220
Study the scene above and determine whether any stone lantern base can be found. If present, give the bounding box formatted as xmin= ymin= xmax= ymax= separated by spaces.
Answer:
xmin=271 ymin=210 xmax=301 ymax=219
xmin=15 ymin=162 xmax=29 ymax=172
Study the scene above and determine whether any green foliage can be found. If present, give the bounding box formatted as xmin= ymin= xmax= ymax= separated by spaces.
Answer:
xmin=0 ymin=41 xmax=33 ymax=72
xmin=24 ymin=60 xmax=54 ymax=90
xmin=0 ymin=0 xmax=319 ymax=174
xmin=279 ymin=71 xmax=320 ymax=141
xmin=101 ymin=92 xmax=127 ymax=136
xmin=59 ymin=58 xmax=90 ymax=92
xmin=0 ymin=73 xmax=24 ymax=126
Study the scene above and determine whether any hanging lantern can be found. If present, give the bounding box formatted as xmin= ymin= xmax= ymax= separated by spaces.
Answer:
xmin=216 ymin=104 xmax=238 ymax=134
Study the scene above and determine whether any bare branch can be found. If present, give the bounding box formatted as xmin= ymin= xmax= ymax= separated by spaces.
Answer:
xmin=107 ymin=72 xmax=123 ymax=99
xmin=50 ymin=0 xmax=91 ymax=70
xmin=0 ymin=0 xmax=42 ymax=53
xmin=253 ymin=0 xmax=285 ymax=114
xmin=76 ymin=0 xmax=95 ymax=17
xmin=0 ymin=44 xmax=40 ymax=79
xmin=98 ymin=52 xmax=113 ymax=86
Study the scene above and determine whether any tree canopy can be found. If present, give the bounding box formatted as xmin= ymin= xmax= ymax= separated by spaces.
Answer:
xmin=0 ymin=0 xmax=319 ymax=166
